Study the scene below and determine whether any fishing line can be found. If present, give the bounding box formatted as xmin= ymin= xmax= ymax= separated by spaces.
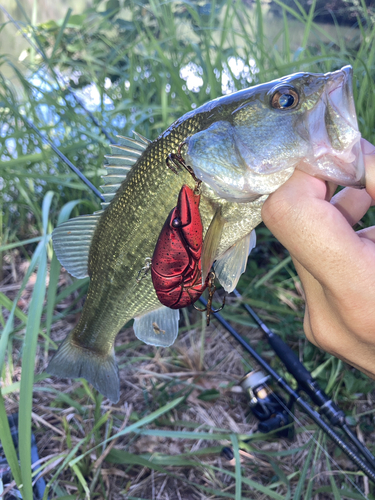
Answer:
xmin=200 ymin=307 xmax=370 ymax=497
xmin=232 ymin=289 xmax=375 ymax=472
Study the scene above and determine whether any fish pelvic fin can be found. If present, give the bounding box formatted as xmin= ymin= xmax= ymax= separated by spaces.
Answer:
xmin=47 ymin=333 xmax=120 ymax=403
xmin=214 ymin=230 xmax=256 ymax=293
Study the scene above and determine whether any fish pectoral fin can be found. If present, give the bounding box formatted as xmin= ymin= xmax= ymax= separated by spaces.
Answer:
xmin=201 ymin=208 xmax=225 ymax=283
xmin=133 ymin=307 xmax=180 ymax=347
xmin=52 ymin=213 xmax=102 ymax=279
xmin=214 ymin=230 xmax=256 ymax=293
xmin=47 ymin=333 xmax=120 ymax=403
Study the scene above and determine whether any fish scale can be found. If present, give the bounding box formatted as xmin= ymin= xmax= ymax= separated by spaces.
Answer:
xmin=48 ymin=66 xmax=364 ymax=402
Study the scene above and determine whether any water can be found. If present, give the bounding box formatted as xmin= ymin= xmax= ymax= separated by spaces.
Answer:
xmin=0 ymin=0 xmax=362 ymax=150
xmin=0 ymin=0 xmax=88 ymax=80
xmin=1 ymin=0 xmax=360 ymax=81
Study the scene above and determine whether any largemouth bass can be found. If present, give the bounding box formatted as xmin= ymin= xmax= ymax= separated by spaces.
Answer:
xmin=48 ymin=66 xmax=364 ymax=402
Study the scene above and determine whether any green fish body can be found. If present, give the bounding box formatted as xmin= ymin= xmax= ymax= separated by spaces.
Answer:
xmin=48 ymin=66 xmax=364 ymax=402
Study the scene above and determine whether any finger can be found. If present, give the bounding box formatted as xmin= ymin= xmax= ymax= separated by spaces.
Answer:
xmin=261 ymin=170 xmax=372 ymax=292
xmin=357 ymin=226 xmax=375 ymax=244
xmin=330 ymin=186 xmax=372 ymax=226
xmin=290 ymin=257 xmax=321 ymax=346
xmin=362 ymin=138 xmax=375 ymax=200
xmin=291 ymin=255 xmax=344 ymax=351
xmin=327 ymin=138 xmax=375 ymax=222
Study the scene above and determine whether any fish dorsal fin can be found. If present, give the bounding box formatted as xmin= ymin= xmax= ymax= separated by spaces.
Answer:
xmin=53 ymin=131 xmax=151 ymax=277
xmin=133 ymin=306 xmax=180 ymax=347
xmin=214 ymin=230 xmax=256 ymax=293
xmin=201 ymin=209 xmax=225 ymax=284
xmin=52 ymin=213 xmax=102 ymax=278
xmin=100 ymin=131 xmax=151 ymax=209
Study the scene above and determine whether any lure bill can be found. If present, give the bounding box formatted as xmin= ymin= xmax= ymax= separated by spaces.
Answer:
xmin=48 ymin=66 xmax=364 ymax=402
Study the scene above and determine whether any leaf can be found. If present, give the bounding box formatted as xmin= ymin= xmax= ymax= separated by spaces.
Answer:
xmin=197 ymin=389 xmax=221 ymax=401
xmin=66 ymin=14 xmax=87 ymax=27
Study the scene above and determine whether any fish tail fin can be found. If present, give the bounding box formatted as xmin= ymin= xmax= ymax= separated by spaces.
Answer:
xmin=47 ymin=333 xmax=120 ymax=403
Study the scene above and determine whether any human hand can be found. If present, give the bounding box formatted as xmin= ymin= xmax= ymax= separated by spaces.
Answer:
xmin=261 ymin=139 xmax=375 ymax=378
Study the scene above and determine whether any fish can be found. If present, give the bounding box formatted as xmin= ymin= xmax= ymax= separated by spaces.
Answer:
xmin=47 ymin=65 xmax=364 ymax=403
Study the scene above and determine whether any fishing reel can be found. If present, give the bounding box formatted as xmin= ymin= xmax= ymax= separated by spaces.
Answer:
xmin=240 ymin=370 xmax=294 ymax=439
xmin=221 ymin=370 xmax=294 ymax=462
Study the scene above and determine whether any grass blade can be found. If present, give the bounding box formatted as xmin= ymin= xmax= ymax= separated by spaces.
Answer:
xmin=230 ymin=434 xmax=242 ymax=500
xmin=254 ymin=256 xmax=292 ymax=289
xmin=69 ymin=396 xmax=185 ymax=466
xmin=326 ymin=452 xmax=342 ymax=500
xmin=0 ymin=240 xmax=45 ymax=374
xmin=18 ymin=192 xmax=53 ymax=500
xmin=18 ymin=246 xmax=48 ymax=500
xmin=0 ymin=390 xmax=22 ymax=489
xmin=293 ymin=436 xmax=315 ymax=499
xmin=71 ymin=463 xmax=90 ymax=499
xmin=49 ymin=9 xmax=72 ymax=65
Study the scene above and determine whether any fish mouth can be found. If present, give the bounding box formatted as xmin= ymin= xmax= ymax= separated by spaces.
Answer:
xmin=303 ymin=65 xmax=365 ymax=187
xmin=327 ymin=66 xmax=365 ymax=186
xmin=326 ymin=65 xmax=358 ymax=134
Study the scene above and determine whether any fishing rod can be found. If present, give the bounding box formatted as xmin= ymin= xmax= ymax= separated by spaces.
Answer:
xmin=232 ymin=289 xmax=375 ymax=473
xmin=18 ymin=114 xmax=105 ymax=203
xmin=199 ymin=296 xmax=375 ymax=483
xmin=8 ymin=22 xmax=375 ymax=483
xmin=22 ymin=113 xmax=375 ymax=482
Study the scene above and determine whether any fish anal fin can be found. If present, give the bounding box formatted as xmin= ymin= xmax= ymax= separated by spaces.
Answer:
xmin=52 ymin=213 xmax=102 ymax=279
xmin=134 ymin=307 xmax=180 ymax=347
xmin=214 ymin=230 xmax=256 ymax=293
xmin=47 ymin=333 xmax=120 ymax=403
xmin=201 ymin=208 xmax=225 ymax=283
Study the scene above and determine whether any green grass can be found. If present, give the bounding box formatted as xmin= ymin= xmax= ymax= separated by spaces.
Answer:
xmin=1 ymin=0 xmax=375 ymax=498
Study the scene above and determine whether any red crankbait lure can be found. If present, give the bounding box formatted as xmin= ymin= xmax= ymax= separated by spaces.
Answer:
xmin=151 ymin=185 xmax=208 ymax=309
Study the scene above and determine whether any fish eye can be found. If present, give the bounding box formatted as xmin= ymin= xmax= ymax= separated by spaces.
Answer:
xmin=270 ymin=86 xmax=299 ymax=110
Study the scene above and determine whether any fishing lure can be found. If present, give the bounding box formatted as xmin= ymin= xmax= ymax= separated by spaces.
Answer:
xmin=151 ymin=184 xmax=208 ymax=308
xmin=151 ymin=147 xmax=225 ymax=323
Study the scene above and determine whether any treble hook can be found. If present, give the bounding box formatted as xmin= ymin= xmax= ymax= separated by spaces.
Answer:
xmin=194 ymin=271 xmax=225 ymax=326
xmin=166 ymin=141 xmax=202 ymax=194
